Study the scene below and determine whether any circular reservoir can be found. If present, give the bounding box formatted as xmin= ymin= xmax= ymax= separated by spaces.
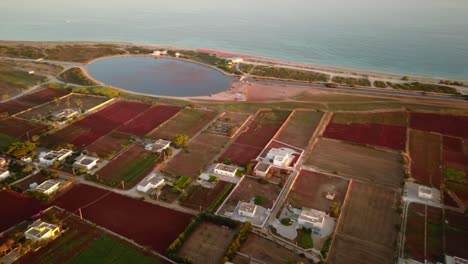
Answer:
xmin=87 ymin=56 xmax=233 ymax=97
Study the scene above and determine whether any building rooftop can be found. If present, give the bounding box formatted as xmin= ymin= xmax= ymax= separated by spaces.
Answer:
xmin=254 ymin=162 xmax=271 ymax=173
xmin=25 ymin=220 xmax=59 ymax=239
xmin=419 ymin=186 xmax=432 ymax=195
xmin=215 ymin=163 xmax=238 ymax=173
xmin=75 ymin=155 xmax=99 ymax=166
xmin=42 ymin=149 xmax=72 ymax=161
xmin=36 ymin=180 xmax=60 ymax=192
xmin=138 ymin=173 xmax=165 ymax=188
xmin=239 ymin=202 xmax=257 ymax=214
xmin=299 ymin=208 xmax=326 ymax=224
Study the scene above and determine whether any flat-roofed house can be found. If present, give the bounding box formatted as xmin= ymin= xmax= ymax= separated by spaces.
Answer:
xmin=137 ymin=173 xmax=165 ymax=193
xmin=25 ymin=220 xmax=60 ymax=241
xmin=73 ymin=155 xmax=99 ymax=170
xmin=0 ymin=168 xmax=10 ymax=182
xmin=52 ymin=108 xmax=79 ymax=122
xmin=39 ymin=149 xmax=73 ymax=166
xmin=418 ymin=186 xmax=433 ymax=199
xmin=265 ymin=147 xmax=298 ymax=167
xmin=298 ymin=208 xmax=327 ymax=230
xmin=213 ymin=163 xmax=238 ymax=177
xmin=238 ymin=202 xmax=257 ymax=218
xmin=36 ymin=180 xmax=60 ymax=195
xmin=254 ymin=162 xmax=271 ymax=177
xmin=145 ymin=139 xmax=171 ymax=153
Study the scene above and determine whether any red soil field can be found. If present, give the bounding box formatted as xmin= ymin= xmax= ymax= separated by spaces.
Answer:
xmin=0 ymin=118 xmax=47 ymax=139
xmin=117 ymin=105 xmax=180 ymax=136
xmin=86 ymin=131 xmax=131 ymax=158
xmin=0 ymin=190 xmax=43 ymax=232
xmin=442 ymin=136 xmax=468 ymax=171
xmin=405 ymin=203 xmax=426 ymax=263
xmin=44 ymin=100 xmax=150 ymax=147
xmin=445 ymin=211 xmax=468 ymax=260
xmin=0 ymin=88 xmax=69 ymax=116
xmin=409 ymin=130 xmax=442 ymax=187
xmin=52 ymin=184 xmax=192 ymax=253
xmin=324 ymin=123 xmax=406 ymax=150
xmin=219 ymin=143 xmax=263 ymax=165
xmin=410 ymin=112 xmax=468 ymax=138
xmin=182 ymin=181 xmax=232 ymax=211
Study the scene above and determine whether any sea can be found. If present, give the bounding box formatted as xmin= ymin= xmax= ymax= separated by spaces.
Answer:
xmin=1 ymin=0 xmax=468 ymax=80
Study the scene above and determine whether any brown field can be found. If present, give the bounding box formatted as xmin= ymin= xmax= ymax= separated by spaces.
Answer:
xmin=206 ymin=111 xmax=250 ymax=137
xmin=330 ymin=182 xmax=399 ymax=263
xmin=11 ymin=172 xmax=48 ymax=192
xmin=221 ymin=176 xmax=282 ymax=211
xmin=286 ymin=170 xmax=349 ymax=213
xmin=233 ymin=233 xmax=312 ymax=264
xmin=405 ymin=203 xmax=426 ymax=262
xmin=329 ymin=182 xmax=399 ymax=264
xmin=445 ymin=211 xmax=468 ymax=260
xmin=178 ymin=222 xmax=236 ymax=264
xmin=305 ymin=138 xmax=404 ymax=188
xmin=17 ymin=94 xmax=110 ymax=120
xmin=331 ymin=111 xmax=407 ymax=126
xmin=86 ymin=131 xmax=131 ymax=159
xmin=166 ymin=132 xmax=229 ymax=178
xmin=149 ymin=108 xmax=218 ymax=140
xmin=409 ymin=129 xmax=442 ymax=187
xmin=275 ymin=110 xmax=323 ymax=149
xmin=0 ymin=117 xmax=47 ymax=139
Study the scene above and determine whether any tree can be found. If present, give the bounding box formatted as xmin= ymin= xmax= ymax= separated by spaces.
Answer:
xmin=6 ymin=141 xmax=37 ymax=158
xmin=173 ymin=134 xmax=189 ymax=148
xmin=65 ymin=98 xmax=71 ymax=109
xmin=74 ymin=98 xmax=83 ymax=113
xmin=245 ymin=163 xmax=254 ymax=175
xmin=31 ymin=135 xmax=40 ymax=142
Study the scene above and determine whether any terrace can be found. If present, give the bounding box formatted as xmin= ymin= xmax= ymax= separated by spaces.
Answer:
xmin=24 ymin=220 xmax=60 ymax=241
xmin=39 ymin=149 xmax=73 ymax=166
xmin=35 ymin=180 xmax=60 ymax=195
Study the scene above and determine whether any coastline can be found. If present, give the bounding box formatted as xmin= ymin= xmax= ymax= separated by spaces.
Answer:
xmin=1 ymin=40 xmax=467 ymax=84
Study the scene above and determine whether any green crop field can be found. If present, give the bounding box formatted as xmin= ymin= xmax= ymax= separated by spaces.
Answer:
xmin=0 ymin=133 xmax=19 ymax=151
xmin=68 ymin=236 xmax=161 ymax=264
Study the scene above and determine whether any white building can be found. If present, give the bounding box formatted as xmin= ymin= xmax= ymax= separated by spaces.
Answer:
xmin=228 ymin=58 xmax=244 ymax=64
xmin=39 ymin=149 xmax=73 ymax=166
xmin=137 ymin=173 xmax=165 ymax=193
xmin=73 ymin=155 xmax=99 ymax=170
xmin=418 ymin=186 xmax=433 ymax=199
xmin=238 ymin=202 xmax=257 ymax=218
xmin=25 ymin=220 xmax=60 ymax=241
xmin=254 ymin=162 xmax=271 ymax=177
xmin=35 ymin=180 xmax=60 ymax=195
xmin=213 ymin=163 xmax=238 ymax=177
xmin=265 ymin=147 xmax=298 ymax=167
xmin=175 ymin=52 xmax=181 ymax=58
xmin=52 ymin=109 xmax=78 ymax=121
xmin=152 ymin=50 xmax=162 ymax=56
xmin=298 ymin=208 xmax=327 ymax=230
xmin=145 ymin=139 xmax=171 ymax=153
xmin=0 ymin=168 xmax=10 ymax=182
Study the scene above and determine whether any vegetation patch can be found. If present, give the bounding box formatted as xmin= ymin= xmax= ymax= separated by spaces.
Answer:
xmin=249 ymin=65 xmax=329 ymax=82
xmin=332 ymin=76 xmax=371 ymax=87
xmin=388 ymin=82 xmax=460 ymax=95
xmin=0 ymin=133 xmax=19 ymax=151
xmin=58 ymin=67 xmax=97 ymax=86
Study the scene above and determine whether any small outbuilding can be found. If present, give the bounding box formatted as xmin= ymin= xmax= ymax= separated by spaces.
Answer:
xmin=238 ymin=202 xmax=257 ymax=218
xmin=137 ymin=173 xmax=165 ymax=193
xmin=145 ymin=139 xmax=171 ymax=153
xmin=73 ymin=155 xmax=99 ymax=171
xmin=213 ymin=163 xmax=238 ymax=177
xmin=35 ymin=180 xmax=60 ymax=195
xmin=418 ymin=186 xmax=433 ymax=199
xmin=298 ymin=207 xmax=327 ymax=230
xmin=254 ymin=162 xmax=271 ymax=177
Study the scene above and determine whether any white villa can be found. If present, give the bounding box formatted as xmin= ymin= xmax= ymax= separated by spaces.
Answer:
xmin=36 ymin=180 xmax=60 ymax=195
xmin=137 ymin=173 xmax=165 ymax=193
xmin=145 ymin=139 xmax=171 ymax=153
xmin=213 ymin=163 xmax=238 ymax=177
xmin=298 ymin=208 xmax=327 ymax=231
xmin=254 ymin=162 xmax=272 ymax=177
xmin=418 ymin=186 xmax=434 ymax=199
xmin=0 ymin=168 xmax=10 ymax=182
xmin=52 ymin=108 xmax=79 ymax=121
xmin=265 ymin=147 xmax=298 ymax=167
xmin=39 ymin=149 xmax=73 ymax=166
xmin=73 ymin=155 xmax=99 ymax=171
xmin=25 ymin=220 xmax=60 ymax=241
xmin=238 ymin=202 xmax=257 ymax=218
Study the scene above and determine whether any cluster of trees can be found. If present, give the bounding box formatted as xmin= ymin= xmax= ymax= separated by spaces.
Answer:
xmin=58 ymin=67 xmax=97 ymax=86
xmin=439 ymin=80 xmax=464 ymax=86
xmin=331 ymin=76 xmax=371 ymax=87
xmin=223 ymin=222 xmax=252 ymax=262
xmin=173 ymin=134 xmax=189 ymax=148
xmin=71 ymin=86 xmax=121 ymax=98
xmin=251 ymin=66 xmax=330 ymax=82
xmin=373 ymin=80 xmax=388 ymax=88
xmin=388 ymin=82 xmax=460 ymax=95
xmin=6 ymin=141 xmax=37 ymax=158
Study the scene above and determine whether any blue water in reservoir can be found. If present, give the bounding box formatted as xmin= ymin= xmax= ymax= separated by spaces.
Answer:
xmin=87 ymin=57 xmax=233 ymax=97
xmin=1 ymin=0 xmax=468 ymax=80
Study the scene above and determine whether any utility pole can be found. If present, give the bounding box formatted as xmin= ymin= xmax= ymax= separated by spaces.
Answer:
xmin=121 ymin=181 xmax=125 ymax=190
xmin=79 ymin=208 xmax=83 ymax=220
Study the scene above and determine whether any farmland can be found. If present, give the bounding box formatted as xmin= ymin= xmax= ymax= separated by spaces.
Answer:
xmin=149 ymin=108 xmax=218 ymax=140
xmin=0 ymin=133 xmax=19 ymax=151
xmin=0 ymin=88 xmax=69 ymax=116
xmin=219 ymin=110 xmax=291 ymax=165
xmin=166 ymin=132 xmax=229 ymax=178
xmin=86 ymin=131 xmax=131 ymax=159
xmin=409 ymin=130 xmax=442 ymax=187
xmin=233 ymin=233 xmax=311 ymax=264
xmin=410 ymin=112 xmax=468 ymax=138
xmin=206 ymin=111 xmax=250 ymax=137
xmin=331 ymin=111 xmax=407 ymax=126
xmin=17 ymin=94 xmax=111 ymax=121
xmin=52 ymin=184 xmax=193 ymax=253
xmin=274 ymin=110 xmax=323 ymax=149
xmin=220 ymin=176 xmax=282 ymax=212
xmin=178 ymin=222 xmax=236 ymax=264
xmin=92 ymin=145 xmax=158 ymax=189
xmin=42 ymin=100 xmax=150 ymax=147
xmin=181 ymin=181 xmax=234 ymax=211
xmin=323 ymin=122 xmax=406 ymax=150
xmin=0 ymin=62 xmax=49 ymax=100
xmin=17 ymin=208 xmax=163 ymax=264
xmin=305 ymin=138 xmax=405 ymax=188
xmin=445 ymin=211 xmax=468 ymax=260
xmin=0 ymin=190 xmax=43 ymax=232
xmin=0 ymin=117 xmax=47 ymax=139
xmin=117 ymin=105 xmax=180 ymax=136
xmin=11 ymin=172 xmax=49 ymax=192
xmin=286 ymin=170 xmax=349 ymax=213
xmin=329 ymin=182 xmax=399 ymax=264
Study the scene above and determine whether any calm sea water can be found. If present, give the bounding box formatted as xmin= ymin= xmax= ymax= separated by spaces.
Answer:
xmin=87 ymin=57 xmax=232 ymax=96
xmin=1 ymin=0 xmax=468 ymax=80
